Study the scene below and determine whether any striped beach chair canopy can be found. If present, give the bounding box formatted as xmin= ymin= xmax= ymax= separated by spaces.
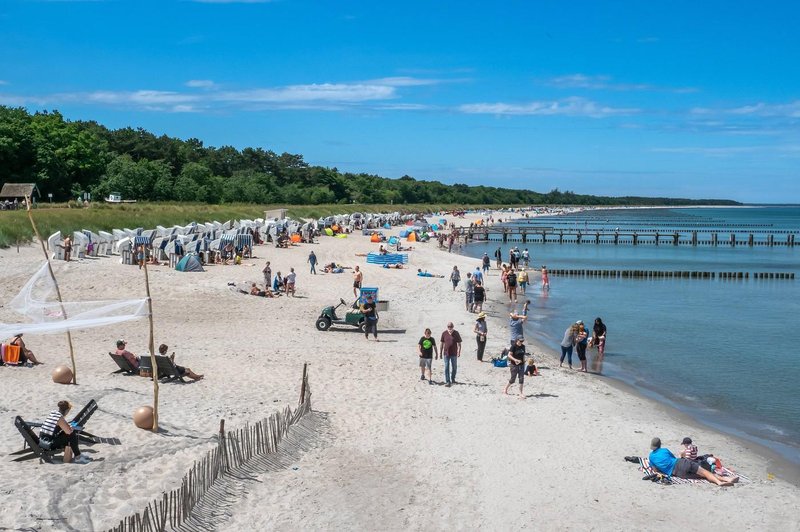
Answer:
xmin=366 ymin=252 xmax=408 ymax=265
xmin=218 ymin=233 xmax=235 ymax=250
xmin=133 ymin=235 xmax=151 ymax=247
xmin=234 ymin=234 xmax=252 ymax=249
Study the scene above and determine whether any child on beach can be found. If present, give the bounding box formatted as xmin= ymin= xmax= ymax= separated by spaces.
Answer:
xmin=541 ymin=265 xmax=550 ymax=290
xmin=680 ymin=437 xmax=698 ymax=460
xmin=417 ymin=328 xmax=438 ymax=383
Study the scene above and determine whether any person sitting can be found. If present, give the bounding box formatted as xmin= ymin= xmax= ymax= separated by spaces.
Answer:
xmin=115 ymin=339 xmax=139 ymax=371
xmin=680 ymin=437 xmax=699 ymax=460
xmin=39 ymin=400 xmax=90 ymax=464
xmin=648 ymin=437 xmax=737 ymax=486
xmin=250 ymin=282 xmax=267 ymax=297
xmin=417 ymin=269 xmax=444 ymax=278
xmin=9 ymin=333 xmax=43 ymax=365
xmin=158 ymin=344 xmax=204 ymax=381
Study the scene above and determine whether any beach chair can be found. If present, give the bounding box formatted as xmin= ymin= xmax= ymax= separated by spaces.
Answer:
xmin=109 ymin=352 xmax=138 ymax=375
xmin=11 ymin=400 xmax=99 ymax=462
xmin=2 ymin=344 xmax=21 ymax=365
xmin=155 ymin=355 xmax=187 ymax=383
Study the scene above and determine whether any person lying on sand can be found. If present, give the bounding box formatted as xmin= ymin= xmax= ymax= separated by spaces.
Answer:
xmin=648 ymin=437 xmax=737 ymax=486
xmin=249 ymin=282 xmax=278 ymax=297
xmin=417 ymin=269 xmax=444 ymax=278
xmin=382 ymin=263 xmax=404 ymax=269
xmin=158 ymin=344 xmax=204 ymax=381
xmin=8 ymin=333 xmax=43 ymax=365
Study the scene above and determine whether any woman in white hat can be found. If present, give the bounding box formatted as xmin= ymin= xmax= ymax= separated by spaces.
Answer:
xmin=473 ymin=312 xmax=488 ymax=362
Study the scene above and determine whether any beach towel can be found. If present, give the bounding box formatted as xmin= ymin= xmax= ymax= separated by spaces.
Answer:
xmin=636 ymin=457 xmax=748 ymax=485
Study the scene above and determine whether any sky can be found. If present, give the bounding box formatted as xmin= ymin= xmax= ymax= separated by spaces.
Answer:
xmin=1 ymin=1 xmax=799 ymax=203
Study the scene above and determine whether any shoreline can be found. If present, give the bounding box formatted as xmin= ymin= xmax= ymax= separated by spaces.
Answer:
xmin=1 ymin=209 xmax=798 ymax=529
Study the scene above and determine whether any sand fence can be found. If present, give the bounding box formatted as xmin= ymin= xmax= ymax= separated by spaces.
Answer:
xmin=108 ymin=365 xmax=312 ymax=532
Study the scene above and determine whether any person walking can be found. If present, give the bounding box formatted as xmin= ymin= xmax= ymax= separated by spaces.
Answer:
xmin=472 ymin=265 xmax=483 ymax=286
xmin=482 ymin=253 xmax=490 ymax=274
xmin=465 ymin=272 xmax=475 ymax=312
xmin=285 ymin=267 xmax=297 ymax=297
xmin=517 ymin=268 xmax=528 ymax=294
xmin=473 ymin=312 xmax=488 ymax=361
xmin=308 ymin=251 xmax=318 ymax=274
xmin=506 ymin=268 xmax=518 ymax=302
xmin=417 ymin=328 xmax=438 ymax=384
xmin=494 ymin=247 xmax=502 ymax=269
xmin=560 ymin=323 xmax=577 ymax=369
xmin=262 ymin=261 xmax=272 ymax=287
xmin=592 ymin=317 xmax=607 ymax=358
xmin=63 ymin=235 xmax=72 ymax=262
xmin=504 ymin=338 xmax=526 ymax=399
xmin=440 ymin=322 xmax=462 ymax=387
xmin=353 ymin=265 xmax=363 ymax=298
xmin=360 ymin=294 xmax=379 ymax=341
xmin=541 ymin=265 xmax=550 ymax=290
xmin=473 ymin=281 xmax=486 ymax=313
xmin=450 ymin=266 xmax=461 ymax=291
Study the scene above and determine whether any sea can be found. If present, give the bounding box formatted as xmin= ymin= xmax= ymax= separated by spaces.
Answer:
xmin=463 ymin=206 xmax=800 ymax=466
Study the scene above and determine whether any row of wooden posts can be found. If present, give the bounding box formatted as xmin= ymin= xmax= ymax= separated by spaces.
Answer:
xmin=107 ymin=365 xmax=312 ymax=532
xmin=548 ymin=269 xmax=796 ymax=280
xmin=464 ymin=227 xmax=798 ymax=247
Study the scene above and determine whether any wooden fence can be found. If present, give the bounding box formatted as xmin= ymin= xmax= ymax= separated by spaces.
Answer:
xmin=108 ymin=364 xmax=311 ymax=532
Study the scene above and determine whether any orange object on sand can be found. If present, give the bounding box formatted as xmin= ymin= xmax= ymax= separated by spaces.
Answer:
xmin=290 ymin=234 xmax=301 ymax=243
xmin=3 ymin=344 xmax=21 ymax=365
xmin=407 ymin=232 xmax=417 ymax=242
xmin=370 ymin=233 xmax=381 ymax=243
xmin=332 ymin=224 xmax=339 ymax=233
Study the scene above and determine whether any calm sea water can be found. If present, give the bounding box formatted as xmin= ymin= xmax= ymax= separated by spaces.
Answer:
xmin=465 ymin=207 xmax=800 ymax=464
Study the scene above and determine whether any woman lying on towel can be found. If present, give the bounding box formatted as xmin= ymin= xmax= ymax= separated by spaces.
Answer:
xmin=158 ymin=344 xmax=204 ymax=381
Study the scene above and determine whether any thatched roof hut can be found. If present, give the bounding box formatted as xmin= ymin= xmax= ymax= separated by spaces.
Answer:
xmin=0 ymin=183 xmax=40 ymax=199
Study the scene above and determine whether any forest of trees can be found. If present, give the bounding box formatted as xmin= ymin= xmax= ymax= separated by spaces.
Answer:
xmin=0 ymin=106 xmax=739 ymax=206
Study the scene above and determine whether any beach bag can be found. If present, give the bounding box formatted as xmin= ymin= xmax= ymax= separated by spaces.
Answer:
xmin=493 ymin=359 xmax=508 ymax=368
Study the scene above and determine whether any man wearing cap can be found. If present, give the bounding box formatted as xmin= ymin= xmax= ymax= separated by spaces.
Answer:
xmin=648 ymin=437 xmax=737 ymax=486
xmin=504 ymin=337 xmax=526 ymax=399
xmin=115 ymin=340 xmax=139 ymax=371
xmin=473 ymin=312 xmax=488 ymax=361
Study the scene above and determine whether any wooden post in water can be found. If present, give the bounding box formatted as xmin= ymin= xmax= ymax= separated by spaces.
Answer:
xmin=692 ymin=231 xmax=698 ymax=246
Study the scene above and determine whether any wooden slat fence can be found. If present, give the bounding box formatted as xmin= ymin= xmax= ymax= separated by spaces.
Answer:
xmin=107 ymin=364 xmax=312 ymax=532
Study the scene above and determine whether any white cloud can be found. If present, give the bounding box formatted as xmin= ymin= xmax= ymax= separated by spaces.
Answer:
xmin=213 ymin=83 xmax=396 ymax=103
xmin=458 ymin=97 xmax=637 ymax=118
xmin=729 ymin=101 xmax=800 ymax=117
xmin=546 ymin=73 xmax=697 ymax=93
xmin=185 ymin=79 xmax=217 ymax=89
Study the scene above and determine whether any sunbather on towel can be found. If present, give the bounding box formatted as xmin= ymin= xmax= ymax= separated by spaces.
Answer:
xmin=159 ymin=344 xmax=204 ymax=381
xmin=249 ymin=282 xmax=275 ymax=297
xmin=648 ymin=437 xmax=737 ymax=486
xmin=9 ymin=333 xmax=43 ymax=365
xmin=39 ymin=400 xmax=89 ymax=464
xmin=417 ymin=269 xmax=444 ymax=278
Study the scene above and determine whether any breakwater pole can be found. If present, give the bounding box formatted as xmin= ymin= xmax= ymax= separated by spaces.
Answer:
xmin=547 ymin=269 xmax=796 ymax=280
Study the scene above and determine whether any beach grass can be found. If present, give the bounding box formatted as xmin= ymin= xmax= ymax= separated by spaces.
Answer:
xmin=0 ymin=202 xmax=513 ymax=247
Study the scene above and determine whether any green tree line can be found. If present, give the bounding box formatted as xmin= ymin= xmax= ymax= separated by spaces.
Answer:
xmin=0 ymin=106 xmax=739 ymax=206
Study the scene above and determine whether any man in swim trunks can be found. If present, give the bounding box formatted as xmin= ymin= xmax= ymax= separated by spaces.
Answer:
xmin=648 ymin=437 xmax=737 ymax=486
xmin=353 ymin=265 xmax=363 ymax=297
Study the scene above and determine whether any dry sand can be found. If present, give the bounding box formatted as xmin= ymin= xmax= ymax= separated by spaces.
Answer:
xmin=1 ymin=210 xmax=798 ymax=531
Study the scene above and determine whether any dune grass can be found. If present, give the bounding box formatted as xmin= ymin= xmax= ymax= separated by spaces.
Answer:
xmin=0 ymin=202 xmax=511 ymax=247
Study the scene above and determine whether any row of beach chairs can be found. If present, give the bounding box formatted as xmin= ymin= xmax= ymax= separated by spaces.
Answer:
xmin=108 ymin=352 xmax=187 ymax=383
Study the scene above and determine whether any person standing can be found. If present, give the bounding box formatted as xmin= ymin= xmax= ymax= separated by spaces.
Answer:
xmin=63 ymin=235 xmax=72 ymax=262
xmin=417 ymin=328 xmax=438 ymax=384
xmin=482 ymin=253 xmax=491 ymax=274
xmin=473 ymin=312 xmax=488 ymax=361
xmin=494 ymin=247 xmax=502 ymax=269
xmin=440 ymin=322 xmax=462 ymax=387
xmin=308 ymin=251 xmax=317 ymax=274
xmin=508 ymin=312 xmax=527 ymax=345
xmin=450 ymin=265 xmax=461 ymax=291
xmin=465 ymin=272 xmax=475 ymax=312
xmin=285 ymin=267 xmax=297 ymax=297
xmin=353 ymin=265 xmax=363 ymax=298
xmin=592 ymin=317 xmax=607 ymax=358
xmin=472 ymin=265 xmax=483 ymax=286
xmin=506 ymin=268 xmax=518 ymax=303
xmin=504 ymin=337 xmax=526 ymax=399
xmin=360 ymin=294 xmax=379 ymax=341
xmin=522 ymin=248 xmax=530 ymax=267
xmin=262 ymin=261 xmax=272 ymax=287
xmin=541 ymin=265 xmax=550 ymax=290
xmin=560 ymin=323 xmax=577 ymax=369
xmin=575 ymin=321 xmax=589 ymax=372
xmin=517 ymin=268 xmax=528 ymax=294
xmin=473 ymin=281 xmax=486 ymax=313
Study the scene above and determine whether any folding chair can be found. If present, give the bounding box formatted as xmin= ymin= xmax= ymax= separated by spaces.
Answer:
xmin=155 ymin=355 xmax=187 ymax=383
xmin=109 ymin=352 xmax=138 ymax=375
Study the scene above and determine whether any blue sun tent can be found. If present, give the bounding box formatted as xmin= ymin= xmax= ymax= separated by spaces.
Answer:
xmin=176 ymin=254 xmax=204 ymax=272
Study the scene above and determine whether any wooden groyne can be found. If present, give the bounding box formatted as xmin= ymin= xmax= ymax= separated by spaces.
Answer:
xmin=462 ymin=227 xmax=798 ymax=247
xmin=547 ymin=269 xmax=796 ymax=280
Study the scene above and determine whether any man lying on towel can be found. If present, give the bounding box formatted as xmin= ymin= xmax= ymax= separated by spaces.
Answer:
xmin=649 ymin=437 xmax=737 ymax=486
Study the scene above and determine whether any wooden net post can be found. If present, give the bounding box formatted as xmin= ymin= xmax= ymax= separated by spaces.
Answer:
xmin=24 ymin=195 xmax=77 ymax=384
xmin=142 ymin=258 xmax=159 ymax=432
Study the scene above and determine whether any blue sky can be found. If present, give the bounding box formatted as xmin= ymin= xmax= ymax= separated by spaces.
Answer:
xmin=1 ymin=1 xmax=799 ymax=203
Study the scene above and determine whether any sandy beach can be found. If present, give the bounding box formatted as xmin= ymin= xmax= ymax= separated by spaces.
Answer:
xmin=1 ymin=210 xmax=798 ymax=531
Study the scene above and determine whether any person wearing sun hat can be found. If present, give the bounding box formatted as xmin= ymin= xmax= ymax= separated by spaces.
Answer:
xmin=473 ymin=312 xmax=488 ymax=361
xmin=114 ymin=339 xmax=139 ymax=370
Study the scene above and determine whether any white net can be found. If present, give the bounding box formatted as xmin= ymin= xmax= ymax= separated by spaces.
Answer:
xmin=0 ymin=262 xmax=149 ymax=338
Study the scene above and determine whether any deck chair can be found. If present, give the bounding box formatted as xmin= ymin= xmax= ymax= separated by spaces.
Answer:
xmin=11 ymin=400 xmax=99 ymax=462
xmin=109 ymin=352 xmax=138 ymax=375
xmin=2 ymin=344 xmax=21 ymax=365
xmin=155 ymin=355 xmax=187 ymax=383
